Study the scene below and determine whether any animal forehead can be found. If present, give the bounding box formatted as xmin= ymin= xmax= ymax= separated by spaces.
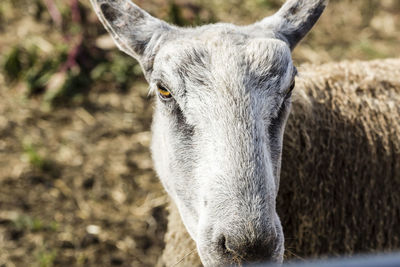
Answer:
xmin=157 ymin=34 xmax=292 ymax=81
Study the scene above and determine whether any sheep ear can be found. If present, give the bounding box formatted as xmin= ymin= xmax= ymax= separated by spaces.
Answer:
xmin=90 ymin=0 xmax=173 ymax=67
xmin=258 ymin=0 xmax=328 ymax=50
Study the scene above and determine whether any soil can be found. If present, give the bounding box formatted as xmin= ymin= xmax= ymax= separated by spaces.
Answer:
xmin=0 ymin=76 xmax=167 ymax=267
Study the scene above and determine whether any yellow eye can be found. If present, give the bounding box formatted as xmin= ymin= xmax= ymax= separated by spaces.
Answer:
xmin=157 ymin=84 xmax=172 ymax=99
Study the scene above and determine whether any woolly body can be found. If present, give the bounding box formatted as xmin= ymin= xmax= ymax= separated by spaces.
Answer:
xmin=159 ymin=58 xmax=400 ymax=266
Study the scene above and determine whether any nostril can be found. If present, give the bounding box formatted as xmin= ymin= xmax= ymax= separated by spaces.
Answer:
xmin=217 ymin=234 xmax=228 ymax=253
xmin=218 ymin=234 xmax=241 ymax=256
xmin=216 ymin=232 xmax=280 ymax=262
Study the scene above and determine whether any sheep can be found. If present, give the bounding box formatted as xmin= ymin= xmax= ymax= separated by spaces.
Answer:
xmin=159 ymin=58 xmax=400 ymax=266
xmin=90 ymin=0 xmax=329 ymax=265
xmin=89 ymin=0 xmax=400 ymax=265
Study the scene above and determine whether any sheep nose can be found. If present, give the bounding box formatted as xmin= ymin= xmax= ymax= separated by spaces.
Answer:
xmin=217 ymin=230 xmax=280 ymax=262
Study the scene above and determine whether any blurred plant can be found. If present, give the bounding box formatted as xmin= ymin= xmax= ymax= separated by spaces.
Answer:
xmin=1 ymin=0 xmax=142 ymax=108
xmin=36 ymin=248 xmax=58 ymax=267
xmin=13 ymin=214 xmax=58 ymax=232
xmin=168 ymin=2 xmax=188 ymax=26
xmin=23 ymin=142 xmax=57 ymax=174
xmin=13 ymin=215 xmax=45 ymax=232
xmin=167 ymin=1 xmax=215 ymax=26
xmin=255 ymin=0 xmax=282 ymax=9
xmin=43 ymin=0 xmax=62 ymax=27
xmin=2 ymin=46 xmax=24 ymax=82
xmin=23 ymin=143 xmax=46 ymax=168
xmin=2 ymin=43 xmax=73 ymax=98
xmin=361 ymin=0 xmax=381 ymax=27
xmin=357 ymin=40 xmax=387 ymax=60
xmin=90 ymin=53 xmax=142 ymax=91
xmin=0 ymin=5 xmax=4 ymax=30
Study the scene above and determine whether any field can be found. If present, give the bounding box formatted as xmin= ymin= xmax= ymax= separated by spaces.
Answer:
xmin=0 ymin=0 xmax=399 ymax=266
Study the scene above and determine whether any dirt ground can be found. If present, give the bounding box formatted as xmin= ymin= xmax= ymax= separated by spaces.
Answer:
xmin=0 ymin=76 xmax=169 ymax=266
xmin=0 ymin=0 xmax=399 ymax=266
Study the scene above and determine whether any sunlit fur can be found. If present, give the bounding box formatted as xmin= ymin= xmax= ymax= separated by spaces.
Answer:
xmin=90 ymin=0 xmax=328 ymax=265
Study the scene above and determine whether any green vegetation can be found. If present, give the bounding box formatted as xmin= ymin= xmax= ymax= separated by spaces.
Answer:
xmin=2 ymin=45 xmax=63 ymax=94
xmin=23 ymin=143 xmax=52 ymax=171
xmin=1 ymin=36 xmax=141 ymax=107
xmin=166 ymin=1 xmax=216 ymax=26
xmin=14 ymin=215 xmax=44 ymax=232
xmin=357 ymin=40 xmax=388 ymax=60
xmin=36 ymin=248 xmax=58 ymax=267
xmin=1 ymin=0 xmax=143 ymax=108
xmin=13 ymin=215 xmax=58 ymax=232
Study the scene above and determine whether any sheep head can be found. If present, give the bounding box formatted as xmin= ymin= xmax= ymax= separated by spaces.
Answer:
xmin=90 ymin=0 xmax=327 ymax=265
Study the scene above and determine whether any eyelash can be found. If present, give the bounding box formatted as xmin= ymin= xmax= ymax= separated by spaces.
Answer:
xmin=286 ymin=80 xmax=295 ymax=99
xmin=157 ymin=83 xmax=173 ymax=100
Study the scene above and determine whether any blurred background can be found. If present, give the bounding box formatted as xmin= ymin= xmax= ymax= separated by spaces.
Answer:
xmin=0 ymin=0 xmax=399 ymax=266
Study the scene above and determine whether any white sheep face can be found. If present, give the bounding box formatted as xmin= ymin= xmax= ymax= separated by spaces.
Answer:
xmin=152 ymin=35 xmax=293 ymax=265
xmin=90 ymin=0 xmax=327 ymax=265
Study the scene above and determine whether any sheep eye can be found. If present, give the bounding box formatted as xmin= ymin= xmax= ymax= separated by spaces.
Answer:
xmin=157 ymin=84 xmax=172 ymax=100
xmin=286 ymin=80 xmax=295 ymax=98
